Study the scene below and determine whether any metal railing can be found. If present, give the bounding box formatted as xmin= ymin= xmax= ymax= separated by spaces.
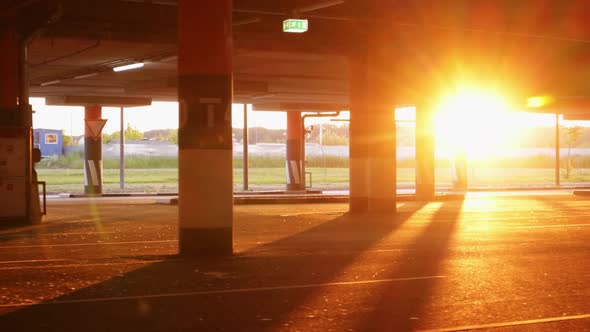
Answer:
xmin=35 ymin=181 xmax=47 ymax=215
xmin=306 ymin=172 xmax=312 ymax=189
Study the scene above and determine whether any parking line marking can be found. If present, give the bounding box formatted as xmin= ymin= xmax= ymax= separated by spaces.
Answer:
xmin=511 ymin=223 xmax=590 ymax=229
xmin=0 ymin=258 xmax=70 ymax=264
xmin=0 ymin=256 xmax=179 ymax=265
xmin=433 ymin=214 xmax=590 ymax=223
xmin=0 ymin=239 xmax=177 ymax=249
xmin=0 ymin=275 xmax=444 ymax=308
xmin=0 ymin=259 xmax=180 ymax=271
xmin=418 ymin=313 xmax=590 ymax=332
xmin=0 ymin=231 xmax=117 ymax=239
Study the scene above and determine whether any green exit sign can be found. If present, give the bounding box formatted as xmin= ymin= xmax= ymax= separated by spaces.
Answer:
xmin=283 ymin=19 xmax=308 ymax=33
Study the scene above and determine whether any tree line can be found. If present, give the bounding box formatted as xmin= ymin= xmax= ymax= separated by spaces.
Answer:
xmin=62 ymin=124 xmax=590 ymax=149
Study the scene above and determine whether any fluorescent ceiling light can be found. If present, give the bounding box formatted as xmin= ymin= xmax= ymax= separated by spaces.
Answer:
xmin=297 ymin=0 xmax=345 ymax=13
xmin=252 ymin=94 xmax=275 ymax=99
xmin=113 ymin=62 xmax=144 ymax=72
xmin=74 ymin=72 xmax=99 ymax=79
xmin=40 ymin=80 xmax=61 ymax=86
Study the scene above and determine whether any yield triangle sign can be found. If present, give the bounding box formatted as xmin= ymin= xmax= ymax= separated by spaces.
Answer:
xmin=85 ymin=119 xmax=107 ymax=141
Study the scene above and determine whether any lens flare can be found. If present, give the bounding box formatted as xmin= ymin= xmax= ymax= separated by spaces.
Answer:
xmin=434 ymin=87 xmax=516 ymax=160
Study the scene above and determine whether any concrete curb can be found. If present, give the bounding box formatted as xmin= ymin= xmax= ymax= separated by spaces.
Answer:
xmin=57 ymin=185 xmax=590 ymax=199
xmin=466 ymin=186 xmax=590 ymax=192
xmin=62 ymin=193 xmax=179 ymax=198
xmin=57 ymin=186 xmax=586 ymax=205
xmin=158 ymin=193 xmax=467 ymax=206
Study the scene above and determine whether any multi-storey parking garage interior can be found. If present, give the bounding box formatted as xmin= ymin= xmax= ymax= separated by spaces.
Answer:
xmin=1 ymin=1 xmax=590 ymax=331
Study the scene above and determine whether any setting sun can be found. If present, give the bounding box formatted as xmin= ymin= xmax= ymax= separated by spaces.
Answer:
xmin=434 ymin=87 xmax=519 ymax=160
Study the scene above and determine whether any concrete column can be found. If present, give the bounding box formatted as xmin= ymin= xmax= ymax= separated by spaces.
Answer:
xmin=286 ymin=111 xmax=305 ymax=191
xmin=0 ymin=30 xmax=21 ymax=109
xmin=177 ymin=0 xmax=233 ymax=256
xmin=84 ymin=106 xmax=103 ymax=195
xmin=415 ymin=104 xmax=435 ymax=199
xmin=0 ymin=27 xmax=39 ymax=224
xmin=349 ymin=46 xmax=370 ymax=213
xmin=366 ymin=105 xmax=397 ymax=213
xmin=452 ymin=151 xmax=468 ymax=191
xmin=366 ymin=18 xmax=397 ymax=214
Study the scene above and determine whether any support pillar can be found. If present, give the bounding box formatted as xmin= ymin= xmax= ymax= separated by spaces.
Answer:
xmin=0 ymin=27 xmax=40 ymax=224
xmin=366 ymin=102 xmax=397 ymax=213
xmin=366 ymin=19 xmax=397 ymax=214
xmin=84 ymin=106 xmax=103 ymax=195
xmin=286 ymin=111 xmax=305 ymax=191
xmin=177 ymin=0 xmax=233 ymax=256
xmin=0 ymin=30 xmax=21 ymax=108
xmin=349 ymin=2 xmax=397 ymax=214
xmin=415 ymin=104 xmax=435 ymax=199
xmin=452 ymin=150 xmax=468 ymax=191
xmin=349 ymin=47 xmax=370 ymax=213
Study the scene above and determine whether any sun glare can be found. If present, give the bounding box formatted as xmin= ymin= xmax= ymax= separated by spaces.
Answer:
xmin=434 ymin=87 xmax=518 ymax=160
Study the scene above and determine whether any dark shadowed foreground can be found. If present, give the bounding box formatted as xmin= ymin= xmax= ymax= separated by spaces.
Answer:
xmin=0 ymin=194 xmax=589 ymax=331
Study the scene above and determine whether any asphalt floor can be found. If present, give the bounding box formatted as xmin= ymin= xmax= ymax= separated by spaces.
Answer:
xmin=0 ymin=192 xmax=589 ymax=331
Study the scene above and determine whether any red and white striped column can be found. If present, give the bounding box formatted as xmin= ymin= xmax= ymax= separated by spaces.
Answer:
xmin=177 ymin=0 xmax=234 ymax=255
xmin=286 ymin=111 xmax=305 ymax=191
xmin=0 ymin=26 xmax=39 ymax=224
xmin=0 ymin=29 xmax=21 ymax=109
xmin=84 ymin=106 xmax=104 ymax=195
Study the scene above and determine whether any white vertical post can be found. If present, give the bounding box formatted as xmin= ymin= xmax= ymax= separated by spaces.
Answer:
xmin=243 ymin=103 xmax=249 ymax=191
xmin=555 ymin=113 xmax=560 ymax=186
xmin=120 ymin=107 xmax=125 ymax=189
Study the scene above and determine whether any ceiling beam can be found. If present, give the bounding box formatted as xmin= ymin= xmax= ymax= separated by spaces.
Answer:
xmin=45 ymin=95 xmax=152 ymax=107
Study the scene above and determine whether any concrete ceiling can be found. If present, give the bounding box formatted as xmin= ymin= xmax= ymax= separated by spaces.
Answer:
xmin=17 ymin=0 xmax=590 ymax=112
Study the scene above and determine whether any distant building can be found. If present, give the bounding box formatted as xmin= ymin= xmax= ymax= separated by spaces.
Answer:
xmin=34 ymin=129 xmax=63 ymax=156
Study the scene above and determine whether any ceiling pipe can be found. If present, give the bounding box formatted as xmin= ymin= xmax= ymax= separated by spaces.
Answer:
xmin=302 ymin=111 xmax=342 ymax=141
xmin=121 ymin=0 xmax=344 ymax=13
xmin=119 ymin=0 xmax=348 ymax=22
xmin=40 ymin=79 xmax=61 ymax=86
xmin=302 ymin=111 xmax=342 ymax=126
xmin=233 ymin=17 xmax=262 ymax=26
xmin=7 ymin=0 xmax=43 ymax=12
xmin=120 ymin=0 xmax=177 ymax=5
xmin=233 ymin=1 xmax=345 ymax=27
xmin=34 ymin=48 xmax=177 ymax=86
xmin=294 ymin=0 xmax=345 ymax=14
xmin=30 ymin=39 xmax=101 ymax=67
xmin=303 ymin=111 xmax=341 ymax=118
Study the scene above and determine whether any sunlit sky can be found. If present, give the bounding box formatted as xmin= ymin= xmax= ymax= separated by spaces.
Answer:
xmin=429 ymin=87 xmax=589 ymax=159
xmin=31 ymin=92 xmax=588 ymax=161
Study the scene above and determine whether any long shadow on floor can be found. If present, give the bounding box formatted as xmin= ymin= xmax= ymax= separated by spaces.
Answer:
xmin=0 ymin=202 xmax=428 ymax=332
xmin=355 ymin=199 xmax=464 ymax=331
xmin=0 ymin=201 xmax=176 ymax=245
xmin=0 ymin=217 xmax=102 ymax=246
